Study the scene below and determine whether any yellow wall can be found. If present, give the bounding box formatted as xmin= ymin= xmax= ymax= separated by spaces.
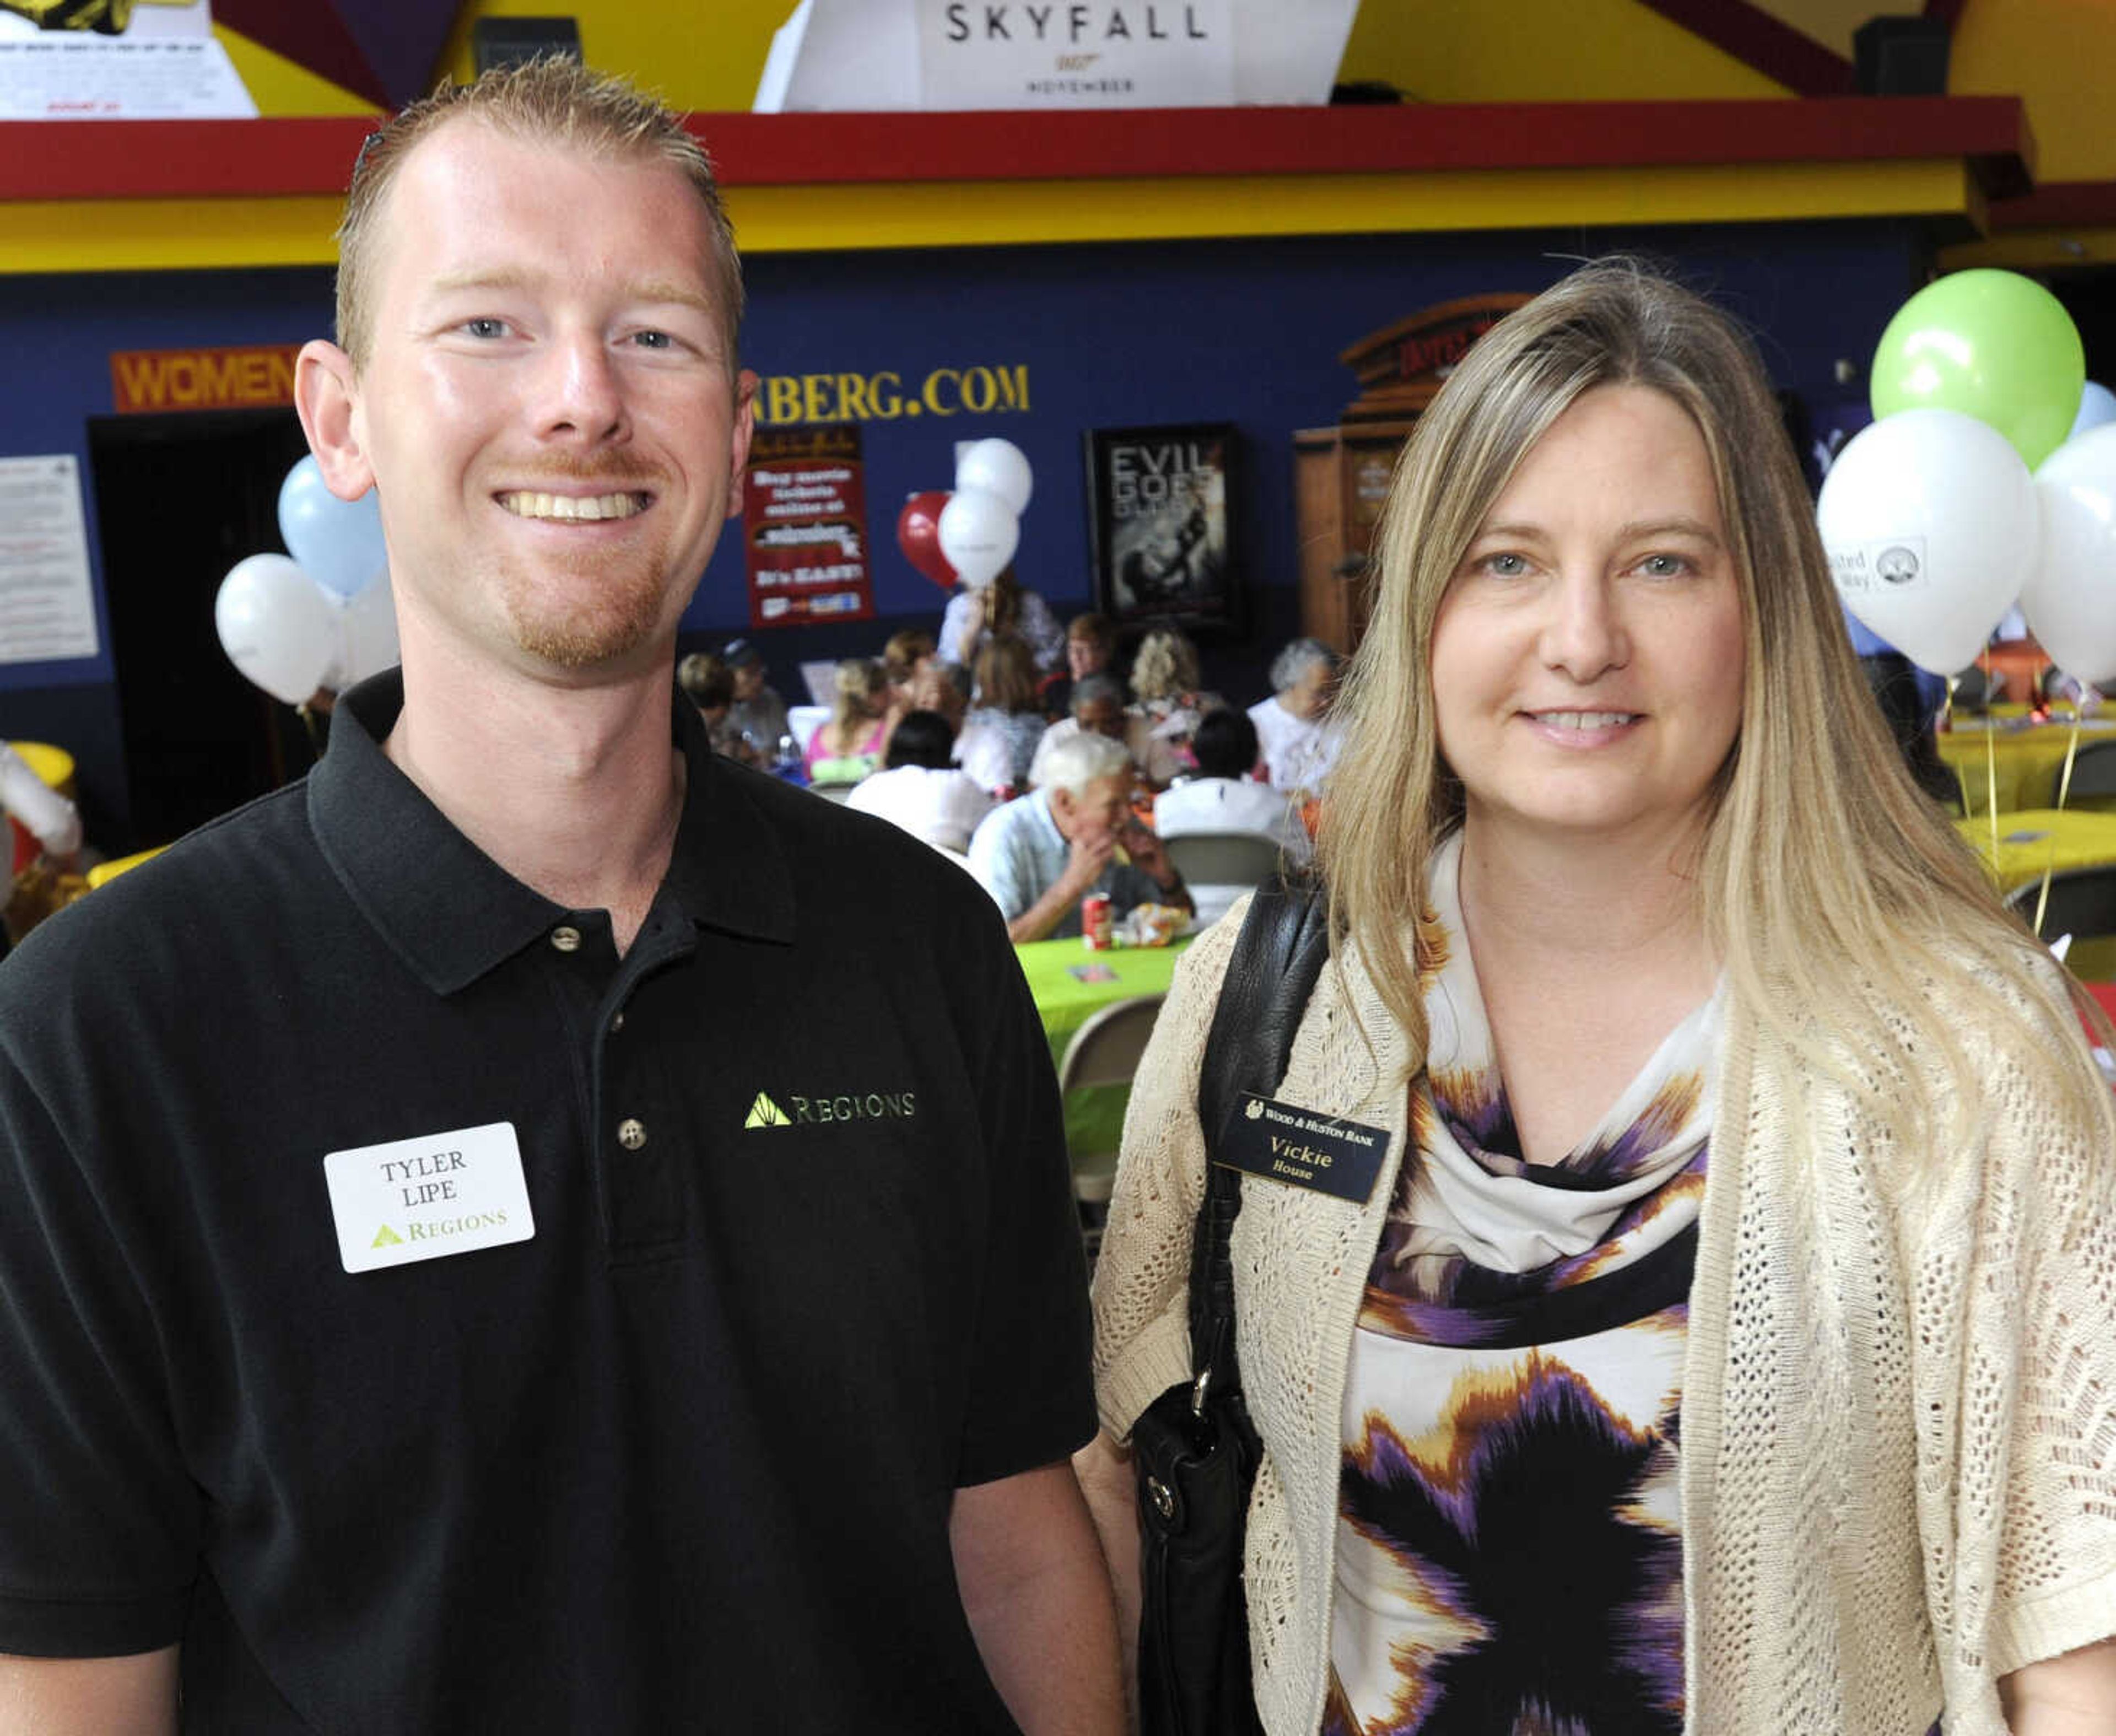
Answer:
xmin=1949 ymin=0 xmax=2113 ymax=184
xmin=1748 ymin=0 xmax=1864 ymax=60
xmin=1338 ymin=0 xmax=1784 ymax=101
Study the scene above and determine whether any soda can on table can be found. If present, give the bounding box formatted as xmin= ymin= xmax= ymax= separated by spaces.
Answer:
xmin=1081 ymin=893 xmax=1113 ymax=950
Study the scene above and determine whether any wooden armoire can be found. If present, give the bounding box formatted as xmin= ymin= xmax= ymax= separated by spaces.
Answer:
xmin=1293 ymin=293 xmax=1532 ymax=655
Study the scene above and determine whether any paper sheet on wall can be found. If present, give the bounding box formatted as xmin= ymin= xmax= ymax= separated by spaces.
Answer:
xmin=754 ymin=0 xmax=918 ymax=111
xmin=754 ymin=0 xmax=1353 ymax=110
xmin=0 ymin=456 xmax=100 ymax=666
xmin=0 ymin=0 xmax=256 ymax=120
xmin=915 ymin=1 xmax=1235 ymax=110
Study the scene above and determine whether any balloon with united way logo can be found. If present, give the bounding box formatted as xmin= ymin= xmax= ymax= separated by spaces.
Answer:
xmin=1817 ymin=408 xmax=2037 ymax=676
xmin=2022 ymin=423 xmax=2116 ymax=686
xmin=278 ymin=456 xmax=388 ymax=601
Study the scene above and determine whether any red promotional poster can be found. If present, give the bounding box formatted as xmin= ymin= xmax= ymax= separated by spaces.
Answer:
xmin=741 ymin=423 xmax=872 ymax=630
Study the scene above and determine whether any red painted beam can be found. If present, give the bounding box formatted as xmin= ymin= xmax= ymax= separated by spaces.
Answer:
xmin=5 ymin=116 xmax=374 ymax=200
xmin=694 ymin=98 xmax=2028 ymax=188
xmin=1634 ymin=0 xmax=1856 ymax=96
xmin=1989 ymin=180 xmax=2116 ymax=231
xmin=0 ymin=96 xmax=2030 ymax=204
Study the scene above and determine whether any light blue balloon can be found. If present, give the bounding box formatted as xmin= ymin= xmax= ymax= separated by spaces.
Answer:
xmin=2071 ymin=381 xmax=2116 ymax=439
xmin=278 ymin=456 xmax=387 ymax=600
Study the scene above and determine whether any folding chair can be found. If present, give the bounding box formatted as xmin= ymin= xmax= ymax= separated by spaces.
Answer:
xmin=1055 ymin=992 xmax=1167 ymax=1268
xmin=2058 ymin=738 xmax=2116 ymax=810
xmin=1948 ymin=664 xmax=1995 ymax=712
xmin=2006 ymin=863 xmax=2116 ymax=982
xmin=1161 ymin=831 xmax=1287 ymax=891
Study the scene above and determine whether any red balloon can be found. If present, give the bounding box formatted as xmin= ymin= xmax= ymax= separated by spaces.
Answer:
xmin=897 ymin=490 xmax=958 ymax=590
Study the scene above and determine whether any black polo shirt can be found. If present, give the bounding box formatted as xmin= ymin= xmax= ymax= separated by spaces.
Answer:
xmin=0 ymin=673 xmax=1093 ymax=1734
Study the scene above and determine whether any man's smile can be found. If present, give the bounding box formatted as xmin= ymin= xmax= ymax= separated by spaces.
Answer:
xmin=495 ymin=489 xmax=651 ymax=522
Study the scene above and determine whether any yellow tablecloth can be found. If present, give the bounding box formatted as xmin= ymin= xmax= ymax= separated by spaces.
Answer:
xmin=1015 ymin=935 xmax=1190 ymax=1158
xmin=1936 ymin=713 xmax=2116 ymax=815
xmin=1954 ymin=808 xmax=2116 ymax=892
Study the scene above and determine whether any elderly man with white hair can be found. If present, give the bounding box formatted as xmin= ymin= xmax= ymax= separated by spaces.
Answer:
xmin=967 ymin=732 xmax=1190 ymax=945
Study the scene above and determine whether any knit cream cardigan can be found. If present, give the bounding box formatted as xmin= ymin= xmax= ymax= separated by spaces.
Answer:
xmin=1092 ymin=900 xmax=2116 ymax=1736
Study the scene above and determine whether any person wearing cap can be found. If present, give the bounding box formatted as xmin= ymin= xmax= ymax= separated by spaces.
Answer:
xmin=721 ymin=637 xmax=790 ymax=762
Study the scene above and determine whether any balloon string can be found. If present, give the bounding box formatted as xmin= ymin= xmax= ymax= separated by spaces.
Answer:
xmin=2032 ymin=710 xmax=2085 ymax=938
xmin=1980 ymin=653 xmax=1999 ymax=869
xmin=1944 ymin=673 xmax=1975 ymax=825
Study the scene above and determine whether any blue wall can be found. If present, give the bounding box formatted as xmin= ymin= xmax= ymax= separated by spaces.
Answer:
xmin=0 ymin=218 xmax=1925 ymax=838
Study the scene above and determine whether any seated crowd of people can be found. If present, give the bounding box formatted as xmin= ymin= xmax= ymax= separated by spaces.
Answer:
xmin=676 ymin=574 xmax=1345 ymax=942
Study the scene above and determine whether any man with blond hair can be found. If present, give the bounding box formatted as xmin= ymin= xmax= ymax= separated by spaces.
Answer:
xmin=0 ymin=61 xmax=1119 ymax=1734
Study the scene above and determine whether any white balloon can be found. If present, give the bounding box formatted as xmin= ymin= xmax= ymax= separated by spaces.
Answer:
xmin=1817 ymin=408 xmax=2038 ymax=676
xmin=2022 ymin=423 xmax=2116 ymax=685
xmin=323 ymin=577 xmax=401 ymax=692
xmin=954 ymin=438 xmax=1034 ymax=515
xmin=2070 ymin=381 xmax=2116 ymax=439
xmin=937 ymin=488 xmax=1020 ymax=591
xmin=215 ymin=554 xmax=338 ymax=705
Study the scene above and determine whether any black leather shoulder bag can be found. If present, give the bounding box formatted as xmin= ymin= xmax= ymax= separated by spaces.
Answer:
xmin=1131 ymin=877 xmax=1330 ymax=1736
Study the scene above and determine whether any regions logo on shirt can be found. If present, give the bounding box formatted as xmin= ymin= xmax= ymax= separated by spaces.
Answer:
xmin=743 ymin=1088 xmax=917 ymax=1130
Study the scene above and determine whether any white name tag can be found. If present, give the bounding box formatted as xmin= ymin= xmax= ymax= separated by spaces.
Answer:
xmin=323 ymin=1121 xmax=535 ymax=1274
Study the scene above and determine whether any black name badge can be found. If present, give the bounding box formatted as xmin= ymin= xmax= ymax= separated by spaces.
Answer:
xmin=1214 ymin=1093 xmax=1388 ymax=1204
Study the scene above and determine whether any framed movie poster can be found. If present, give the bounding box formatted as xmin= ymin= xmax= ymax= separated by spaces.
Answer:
xmin=1083 ymin=423 xmax=1237 ymax=632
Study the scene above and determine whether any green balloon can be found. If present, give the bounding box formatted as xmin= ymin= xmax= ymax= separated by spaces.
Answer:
xmin=1870 ymin=269 xmax=2085 ymax=470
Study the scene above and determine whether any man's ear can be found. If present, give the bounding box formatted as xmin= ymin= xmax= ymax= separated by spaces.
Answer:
xmin=725 ymin=368 xmax=758 ymax=521
xmin=294 ymin=339 xmax=376 ymax=503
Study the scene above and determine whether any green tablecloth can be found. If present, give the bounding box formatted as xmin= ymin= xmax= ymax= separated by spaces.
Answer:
xmin=1015 ymin=935 xmax=1191 ymax=1163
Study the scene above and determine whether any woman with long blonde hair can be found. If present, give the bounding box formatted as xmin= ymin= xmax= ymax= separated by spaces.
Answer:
xmin=955 ymin=634 xmax=1051 ymax=796
xmin=1084 ymin=260 xmax=2116 ymax=1734
xmin=1126 ymin=626 xmax=1222 ymax=785
xmin=801 ymin=656 xmax=889 ymax=783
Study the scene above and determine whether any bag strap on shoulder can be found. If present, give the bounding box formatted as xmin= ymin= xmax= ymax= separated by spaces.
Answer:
xmin=1186 ymin=876 xmax=1331 ymax=1397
